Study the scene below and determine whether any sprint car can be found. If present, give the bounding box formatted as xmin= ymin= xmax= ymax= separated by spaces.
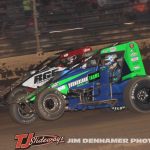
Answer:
xmin=8 ymin=42 xmax=150 ymax=124
xmin=7 ymin=46 xmax=93 ymax=123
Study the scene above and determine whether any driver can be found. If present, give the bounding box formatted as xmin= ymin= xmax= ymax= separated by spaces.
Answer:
xmin=67 ymin=55 xmax=77 ymax=65
xmin=104 ymin=54 xmax=118 ymax=70
xmin=103 ymin=54 xmax=121 ymax=82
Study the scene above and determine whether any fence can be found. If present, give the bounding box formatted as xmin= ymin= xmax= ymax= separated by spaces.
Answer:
xmin=0 ymin=0 xmax=150 ymax=58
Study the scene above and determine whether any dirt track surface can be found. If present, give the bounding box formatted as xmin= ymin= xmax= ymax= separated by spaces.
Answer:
xmin=0 ymin=106 xmax=150 ymax=150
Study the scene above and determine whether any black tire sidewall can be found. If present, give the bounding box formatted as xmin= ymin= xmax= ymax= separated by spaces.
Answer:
xmin=9 ymin=103 xmax=37 ymax=124
xmin=8 ymin=87 xmax=37 ymax=124
xmin=124 ymin=77 xmax=150 ymax=113
xmin=7 ymin=87 xmax=27 ymax=104
xmin=36 ymin=88 xmax=66 ymax=120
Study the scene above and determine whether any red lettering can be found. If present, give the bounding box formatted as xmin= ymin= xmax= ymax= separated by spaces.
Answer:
xmin=15 ymin=133 xmax=34 ymax=149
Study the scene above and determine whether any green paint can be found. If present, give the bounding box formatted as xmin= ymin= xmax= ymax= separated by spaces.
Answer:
xmin=50 ymin=70 xmax=89 ymax=95
xmin=57 ymin=85 xmax=69 ymax=95
xmin=122 ymin=72 xmax=136 ymax=80
xmin=51 ymin=71 xmax=89 ymax=88
xmin=27 ymin=85 xmax=46 ymax=100
xmin=88 ymin=72 xmax=100 ymax=81
xmin=27 ymin=69 xmax=89 ymax=102
xmin=100 ymin=41 xmax=146 ymax=80
xmin=30 ymin=96 xmax=36 ymax=101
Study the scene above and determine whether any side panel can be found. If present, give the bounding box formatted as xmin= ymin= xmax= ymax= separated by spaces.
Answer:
xmin=100 ymin=41 xmax=146 ymax=80
xmin=123 ymin=42 xmax=146 ymax=80
xmin=22 ymin=67 xmax=65 ymax=88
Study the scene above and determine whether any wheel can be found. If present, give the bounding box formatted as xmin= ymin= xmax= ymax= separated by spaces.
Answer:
xmin=124 ymin=77 xmax=150 ymax=113
xmin=8 ymin=87 xmax=37 ymax=124
xmin=35 ymin=88 xmax=66 ymax=120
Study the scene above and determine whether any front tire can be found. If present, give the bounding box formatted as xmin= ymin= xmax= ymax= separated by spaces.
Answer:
xmin=35 ymin=88 xmax=66 ymax=120
xmin=124 ymin=77 xmax=150 ymax=113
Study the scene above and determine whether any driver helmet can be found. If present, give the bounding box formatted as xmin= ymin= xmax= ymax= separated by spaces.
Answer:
xmin=67 ymin=55 xmax=77 ymax=65
xmin=104 ymin=54 xmax=117 ymax=66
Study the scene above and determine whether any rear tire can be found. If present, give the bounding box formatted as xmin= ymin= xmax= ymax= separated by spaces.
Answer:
xmin=8 ymin=87 xmax=37 ymax=124
xmin=35 ymin=88 xmax=66 ymax=120
xmin=124 ymin=77 xmax=150 ymax=113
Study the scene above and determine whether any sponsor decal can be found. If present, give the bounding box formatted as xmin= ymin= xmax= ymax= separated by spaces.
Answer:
xmin=23 ymin=67 xmax=64 ymax=88
xmin=130 ymin=52 xmax=137 ymax=57
xmin=131 ymin=83 xmax=138 ymax=100
xmin=88 ymin=72 xmax=100 ymax=82
xmin=130 ymin=49 xmax=134 ymax=53
xmin=134 ymin=66 xmax=140 ymax=70
xmin=68 ymin=72 xmax=100 ymax=88
xmin=52 ymin=82 xmax=59 ymax=88
xmin=110 ymin=47 xmax=116 ymax=52
xmin=83 ymin=48 xmax=91 ymax=52
xmin=57 ymin=85 xmax=66 ymax=91
xmin=63 ymin=53 xmax=69 ymax=57
xmin=131 ymin=57 xmax=139 ymax=62
xmin=68 ymin=77 xmax=88 ymax=88
xmin=34 ymin=69 xmax=57 ymax=84
xmin=15 ymin=133 xmax=65 ymax=149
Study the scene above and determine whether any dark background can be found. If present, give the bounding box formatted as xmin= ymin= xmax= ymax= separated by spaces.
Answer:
xmin=0 ymin=0 xmax=150 ymax=58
